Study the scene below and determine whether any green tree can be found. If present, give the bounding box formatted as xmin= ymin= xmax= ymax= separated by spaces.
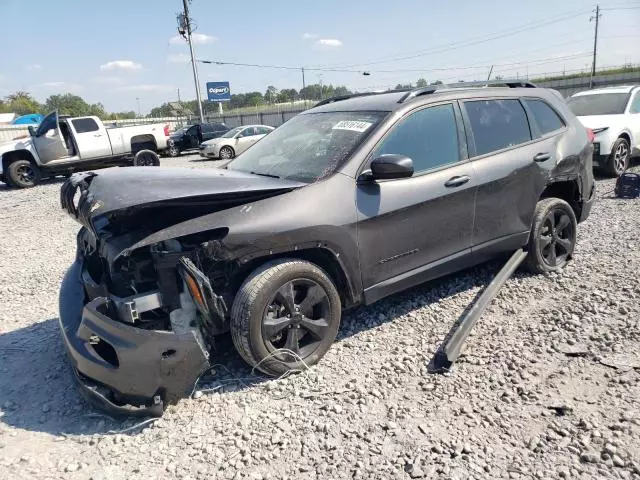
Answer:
xmin=3 ymin=91 xmax=41 ymax=115
xmin=430 ymin=80 xmax=443 ymax=85
xmin=416 ymin=78 xmax=428 ymax=87
xmin=264 ymin=85 xmax=278 ymax=103
xmin=43 ymin=94 xmax=93 ymax=116
xmin=395 ymin=83 xmax=412 ymax=90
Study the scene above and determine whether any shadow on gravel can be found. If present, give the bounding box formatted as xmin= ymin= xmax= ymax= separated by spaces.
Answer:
xmin=0 ymin=258 xmax=534 ymax=436
xmin=0 ymin=318 xmax=127 ymax=436
xmin=0 ymin=176 xmax=66 ymax=193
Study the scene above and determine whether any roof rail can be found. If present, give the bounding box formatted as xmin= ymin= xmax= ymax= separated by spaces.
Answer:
xmin=397 ymin=79 xmax=538 ymax=103
xmin=314 ymin=89 xmax=410 ymax=107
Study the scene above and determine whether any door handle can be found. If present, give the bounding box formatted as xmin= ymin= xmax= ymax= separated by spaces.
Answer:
xmin=534 ymin=152 xmax=551 ymax=162
xmin=444 ymin=175 xmax=471 ymax=187
xmin=94 ymin=134 xmax=103 ymax=137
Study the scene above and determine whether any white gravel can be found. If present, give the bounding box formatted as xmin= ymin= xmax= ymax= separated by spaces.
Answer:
xmin=0 ymin=154 xmax=639 ymax=480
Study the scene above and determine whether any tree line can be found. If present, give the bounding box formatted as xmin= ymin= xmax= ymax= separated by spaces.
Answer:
xmin=1 ymin=78 xmax=447 ymax=121
xmin=0 ymin=92 xmax=137 ymax=120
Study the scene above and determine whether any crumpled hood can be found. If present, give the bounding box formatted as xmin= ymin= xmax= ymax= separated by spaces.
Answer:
xmin=61 ymin=166 xmax=305 ymax=225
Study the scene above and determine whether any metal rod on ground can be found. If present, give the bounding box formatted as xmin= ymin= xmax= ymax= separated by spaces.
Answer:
xmin=430 ymin=248 xmax=527 ymax=373
xmin=182 ymin=0 xmax=205 ymax=123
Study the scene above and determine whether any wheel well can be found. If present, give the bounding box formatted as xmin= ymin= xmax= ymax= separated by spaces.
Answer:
xmin=2 ymin=150 xmax=37 ymax=172
xmin=229 ymin=248 xmax=357 ymax=308
xmin=618 ymin=132 xmax=631 ymax=144
xmin=131 ymin=135 xmax=157 ymax=153
xmin=540 ymin=180 xmax=581 ymax=218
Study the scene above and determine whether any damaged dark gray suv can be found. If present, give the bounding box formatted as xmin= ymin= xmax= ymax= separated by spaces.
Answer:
xmin=59 ymin=81 xmax=595 ymax=415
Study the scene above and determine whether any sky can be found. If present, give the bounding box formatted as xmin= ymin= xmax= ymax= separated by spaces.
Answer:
xmin=0 ymin=0 xmax=638 ymax=114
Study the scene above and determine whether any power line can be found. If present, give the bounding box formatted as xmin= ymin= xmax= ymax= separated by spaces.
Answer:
xmin=198 ymin=52 xmax=593 ymax=76
xmin=309 ymin=8 xmax=591 ymax=69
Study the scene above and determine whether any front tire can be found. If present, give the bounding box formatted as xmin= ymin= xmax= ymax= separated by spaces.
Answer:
xmin=525 ymin=198 xmax=577 ymax=274
xmin=6 ymin=159 xmax=41 ymax=188
xmin=230 ymin=259 xmax=342 ymax=376
xmin=605 ymin=137 xmax=630 ymax=177
xmin=168 ymin=145 xmax=180 ymax=157
xmin=219 ymin=146 xmax=235 ymax=160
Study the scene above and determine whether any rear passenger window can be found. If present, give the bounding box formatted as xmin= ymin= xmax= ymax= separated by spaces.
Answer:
xmin=71 ymin=118 xmax=99 ymax=134
xmin=464 ymin=99 xmax=531 ymax=156
xmin=201 ymin=124 xmax=214 ymax=133
xmin=524 ymin=99 xmax=565 ymax=135
xmin=373 ymin=104 xmax=460 ymax=174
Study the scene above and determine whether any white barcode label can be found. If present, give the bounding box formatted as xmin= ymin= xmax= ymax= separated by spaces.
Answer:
xmin=332 ymin=120 xmax=373 ymax=133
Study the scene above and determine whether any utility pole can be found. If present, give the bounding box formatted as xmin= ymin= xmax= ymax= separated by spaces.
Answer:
xmin=590 ymin=4 xmax=601 ymax=89
xmin=178 ymin=0 xmax=204 ymax=123
xmin=487 ymin=65 xmax=494 ymax=81
xmin=136 ymin=97 xmax=141 ymax=117
xmin=301 ymin=67 xmax=306 ymax=97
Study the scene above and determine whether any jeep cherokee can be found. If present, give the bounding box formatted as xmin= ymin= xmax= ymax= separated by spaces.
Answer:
xmin=58 ymin=81 xmax=595 ymax=415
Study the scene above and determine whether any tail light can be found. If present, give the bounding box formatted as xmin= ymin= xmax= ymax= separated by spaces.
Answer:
xmin=164 ymin=124 xmax=170 ymax=137
xmin=586 ymin=128 xmax=595 ymax=143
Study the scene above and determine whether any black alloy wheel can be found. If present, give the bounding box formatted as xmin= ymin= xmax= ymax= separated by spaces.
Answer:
xmin=261 ymin=279 xmax=331 ymax=359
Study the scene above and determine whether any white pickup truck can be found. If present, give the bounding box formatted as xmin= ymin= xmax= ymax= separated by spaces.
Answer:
xmin=0 ymin=111 xmax=169 ymax=188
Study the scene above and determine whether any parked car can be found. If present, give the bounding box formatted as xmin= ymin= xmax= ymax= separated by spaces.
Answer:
xmin=0 ymin=111 xmax=167 ymax=188
xmin=167 ymin=122 xmax=229 ymax=156
xmin=59 ymin=81 xmax=594 ymax=415
xmin=199 ymin=125 xmax=274 ymax=159
xmin=567 ymin=85 xmax=640 ymax=176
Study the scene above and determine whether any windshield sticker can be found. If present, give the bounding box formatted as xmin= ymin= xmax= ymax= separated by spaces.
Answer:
xmin=332 ymin=120 xmax=373 ymax=133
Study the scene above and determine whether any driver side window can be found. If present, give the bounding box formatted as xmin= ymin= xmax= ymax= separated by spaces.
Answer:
xmin=372 ymin=103 xmax=460 ymax=174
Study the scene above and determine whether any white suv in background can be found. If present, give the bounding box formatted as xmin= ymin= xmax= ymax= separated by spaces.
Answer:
xmin=567 ymin=85 xmax=640 ymax=176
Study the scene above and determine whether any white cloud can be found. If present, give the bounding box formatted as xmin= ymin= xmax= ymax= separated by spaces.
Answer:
xmin=25 ymin=64 xmax=42 ymax=71
xmin=167 ymin=53 xmax=190 ymax=64
xmin=169 ymin=33 xmax=217 ymax=45
xmin=315 ymin=38 xmax=342 ymax=47
xmin=100 ymin=60 xmax=142 ymax=71
xmin=117 ymin=84 xmax=174 ymax=93
xmin=302 ymin=33 xmax=319 ymax=40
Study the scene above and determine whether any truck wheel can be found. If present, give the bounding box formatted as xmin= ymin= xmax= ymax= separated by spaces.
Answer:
xmin=133 ymin=149 xmax=160 ymax=167
xmin=7 ymin=159 xmax=41 ymax=188
xmin=605 ymin=137 xmax=630 ymax=177
xmin=230 ymin=259 xmax=342 ymax=376
xmin=525 ymin=198 xmax=577 ymax=274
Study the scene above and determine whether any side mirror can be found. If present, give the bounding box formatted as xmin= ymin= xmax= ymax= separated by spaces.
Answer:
xmin=28 ymin=126 xmax=36 ymax=136
xmin=362 ymin=154 xmax=414 ymax=181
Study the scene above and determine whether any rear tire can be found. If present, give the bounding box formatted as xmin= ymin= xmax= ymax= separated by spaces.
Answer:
xmin=132 ymin=149 xmax=160 ymax=166
xmin=525 ymin=198 xmax=577 ymax=274
xmin=230 ymin=259 xmax=342 ymax=376
xmin=605 ymin=137 xmax=630 ymax=177
xmin=6 ymin=159 xmax=40 ymax=188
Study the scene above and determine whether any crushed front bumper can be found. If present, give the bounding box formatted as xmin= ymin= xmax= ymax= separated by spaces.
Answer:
xmin=58 ymin=259 xmax=210 ymax=417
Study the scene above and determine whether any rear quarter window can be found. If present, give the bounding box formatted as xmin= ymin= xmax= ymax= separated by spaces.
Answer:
xmin=463 ymin=99 xmax=532 ymax=156
xmin=524 ymin=99 xmax=565 ymax=136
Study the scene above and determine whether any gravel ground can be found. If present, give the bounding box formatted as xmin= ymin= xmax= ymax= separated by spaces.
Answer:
xmin=0 ymin=154 xmax=639 ymax=480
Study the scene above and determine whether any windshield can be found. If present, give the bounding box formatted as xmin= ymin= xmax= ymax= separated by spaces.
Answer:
xmin=567 ymin=93 xmax=630 ymax=116
xmin=221 ymin=126 xmax=243 ymax=138
xmin=226 ymin=111 xmax=386 ymax=183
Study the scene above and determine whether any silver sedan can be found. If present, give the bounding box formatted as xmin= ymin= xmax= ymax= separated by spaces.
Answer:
xmin=199 ymin=125 xmax=274 ymax=159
